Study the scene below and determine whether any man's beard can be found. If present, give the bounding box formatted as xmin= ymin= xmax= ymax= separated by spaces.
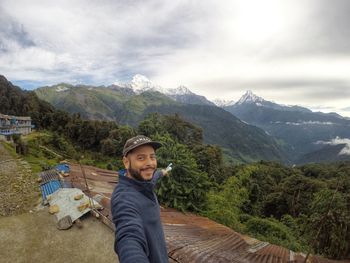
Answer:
xmin=128 ymin=161 xmax=155 ymax=182
xmin=128 ymin=166 xmax=146 ymax=181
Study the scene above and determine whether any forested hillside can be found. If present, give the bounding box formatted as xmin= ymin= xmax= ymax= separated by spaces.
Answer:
xmin=34 ymin=82 xmax=288 ymax=163
xmin=143 ymin=105 xmax=287 ymax=163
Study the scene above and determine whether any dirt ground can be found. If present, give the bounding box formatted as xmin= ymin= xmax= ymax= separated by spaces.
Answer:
xmin=0 ymin=208 xmax=119 ymax=263
xmin=0 ymin=142 xmax=119 ymax=263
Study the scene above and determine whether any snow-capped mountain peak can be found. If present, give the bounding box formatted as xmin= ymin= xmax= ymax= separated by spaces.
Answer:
xmin=233 ymin=90 xmax=313 ymax=113
xmin=55 ymin=85 xmax=69 ymax=92
xmin=130 ymin=74 xmax=153 ymax=91
xmin=166 ymin=85 xmax=193 ymax=96
xmin=212 ymin=98 xmax=235 ymax=107
xmin=236 ymin=90 xmax=264 ymax=105
xmin=115 ymin=74 xmax=165 ymax=94
xmin=111 ymin=75 xmax=214 ymax=105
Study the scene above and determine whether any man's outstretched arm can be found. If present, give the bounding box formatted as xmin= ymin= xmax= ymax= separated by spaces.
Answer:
xmin=112 ymin=195 xmax=149 ymax=263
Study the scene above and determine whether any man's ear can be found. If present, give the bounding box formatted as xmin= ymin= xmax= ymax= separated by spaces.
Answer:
xmin=123 ymin=156 xmax=129 ymax=169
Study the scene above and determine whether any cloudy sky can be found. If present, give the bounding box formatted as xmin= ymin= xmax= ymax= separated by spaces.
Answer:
xmin=1 ymin=0 xmax=350 ymax=116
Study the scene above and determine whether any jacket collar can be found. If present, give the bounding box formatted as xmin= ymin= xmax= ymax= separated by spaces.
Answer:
xmin=118 ymin=174 xmax=156 ymax=200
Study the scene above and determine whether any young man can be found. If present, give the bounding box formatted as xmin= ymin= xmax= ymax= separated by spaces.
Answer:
xmin=111 ymin=135 xmax=169 ymax=263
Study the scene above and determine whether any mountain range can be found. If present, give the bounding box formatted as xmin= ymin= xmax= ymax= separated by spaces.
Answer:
xmin=34 ymin=77 xmax=286 ymax=164
xmin=33 ymin=74 xmax=350 ymax=164
xmin=115 ymin=74 xmax=215 ymax=106
xmin=222 ymin=90 xmax=350 ymax=163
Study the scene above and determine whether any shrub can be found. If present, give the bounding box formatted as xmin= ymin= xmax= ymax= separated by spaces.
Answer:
xmin=245 ymin=217 xmax=304 ymax=252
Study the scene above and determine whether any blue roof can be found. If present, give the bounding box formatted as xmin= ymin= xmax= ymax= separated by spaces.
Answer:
xmin=40 ymin=180 xmax=62 ymax=201
xmin=55 ymin=164 xmax=70 ymax=173
xmin=0 ymin=130 xmax=21 ymax=135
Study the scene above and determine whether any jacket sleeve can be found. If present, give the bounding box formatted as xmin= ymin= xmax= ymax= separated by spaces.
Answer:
xmin=112 ymin=193 xmax=150 ymax=263
xmin=151 ymin=170 xmax=164 ymax=185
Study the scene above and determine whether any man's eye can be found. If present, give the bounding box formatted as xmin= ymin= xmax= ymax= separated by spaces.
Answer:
xmin=137 ymin=156 xmax=145 ymax=161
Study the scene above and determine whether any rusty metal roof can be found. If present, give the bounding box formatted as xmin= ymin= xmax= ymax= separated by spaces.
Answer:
xmin=62 ymin=163 xmax=348 ymax=263
xmin=68 ymin=163 xmax=117 ymax=196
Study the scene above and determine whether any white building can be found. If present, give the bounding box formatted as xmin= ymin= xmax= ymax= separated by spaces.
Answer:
xmin=0 ymin=113 xmax=33 ymax=141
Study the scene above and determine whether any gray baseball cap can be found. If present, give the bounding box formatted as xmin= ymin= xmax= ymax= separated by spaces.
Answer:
xmin=122 ymin=135 xmax=162 ymax=156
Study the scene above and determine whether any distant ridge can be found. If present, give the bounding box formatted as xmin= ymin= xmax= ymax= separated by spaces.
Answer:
xmin=212 ymin=98 xmax=235 ymax=107
xmin=221 ymin=90 xmax=350 ymax=163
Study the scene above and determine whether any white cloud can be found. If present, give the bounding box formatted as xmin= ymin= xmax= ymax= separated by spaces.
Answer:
xmin=315 ymin=137 xmax=350 ymax=155
xmin=339 ymin=145 xmax=350 ymax=155
xmin=272 ymin=121 xmax=336 ymax=126
xmin=0 ymin=0 xmax=350 ymax=116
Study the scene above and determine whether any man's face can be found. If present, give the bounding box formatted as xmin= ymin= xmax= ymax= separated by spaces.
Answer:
xmin=123 ymin=145 xmax=157 ymax=181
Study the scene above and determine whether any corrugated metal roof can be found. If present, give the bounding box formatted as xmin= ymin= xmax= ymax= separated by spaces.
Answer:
xmin=39 ymin=169 xmax=59 ymax=184
xmin=40 ymin=180 xmax=61 ymax=201
xmin=62 ymin=163 xmax=349 ymax=263
xmin=310 ymin=256 xmax=348 ymax=263
xmin=164 ymin=223 xmax=248 ymax=262
xmin=67 ymin=163 xmax=118 ymax=195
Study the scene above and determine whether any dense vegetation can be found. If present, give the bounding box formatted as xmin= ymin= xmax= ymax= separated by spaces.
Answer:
xmin=1 ymin=75 xmax=350 ymax=259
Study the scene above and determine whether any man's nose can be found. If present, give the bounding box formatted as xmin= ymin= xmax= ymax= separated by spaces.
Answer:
xmin=145 ymin=156 xmax=155 ymax=165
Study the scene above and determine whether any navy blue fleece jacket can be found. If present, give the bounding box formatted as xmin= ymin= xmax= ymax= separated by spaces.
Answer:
xmin=111 ymin=171 xmax=168 ymax=263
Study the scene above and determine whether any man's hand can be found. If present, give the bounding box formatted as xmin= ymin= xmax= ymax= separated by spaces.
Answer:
xmin=161 ymin=163 xmax=172 ymax=176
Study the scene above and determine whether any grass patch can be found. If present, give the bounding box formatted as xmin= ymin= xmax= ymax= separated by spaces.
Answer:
xmin=1 ymin=141 xmax=17 ymax=157
xmin=19 ymin=131 xmax=122 ymax=172
xmin=15 ymin=131 xmax=63 ymax=173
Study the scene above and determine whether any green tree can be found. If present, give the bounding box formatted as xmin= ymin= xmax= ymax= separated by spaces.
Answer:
xmin=138 ymin=113 xmax=203 ymax=146
xmin=109 ymin=125 xmax=136 ymax=156
xmin=138 ymin=113 xmax=165 ymax=137
xmin=191 ymin=144 xmax=227 ymax=184
xmin=153 ymin=134 xmax=211 ymax=212
xmin=203 ymin=165 xmax=259 ymax=231
xmin=303 ymin=189 xmax=350 ymax=259
xmin=263 ymin=174 xmax=325 ymax=218
xmin=77 ymin=121 xmax=97 ymax=149
xmin=162 ymin=113 xmax=203 ymax=146
xmin=100 ymin=138 xmax=117 ymax=156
